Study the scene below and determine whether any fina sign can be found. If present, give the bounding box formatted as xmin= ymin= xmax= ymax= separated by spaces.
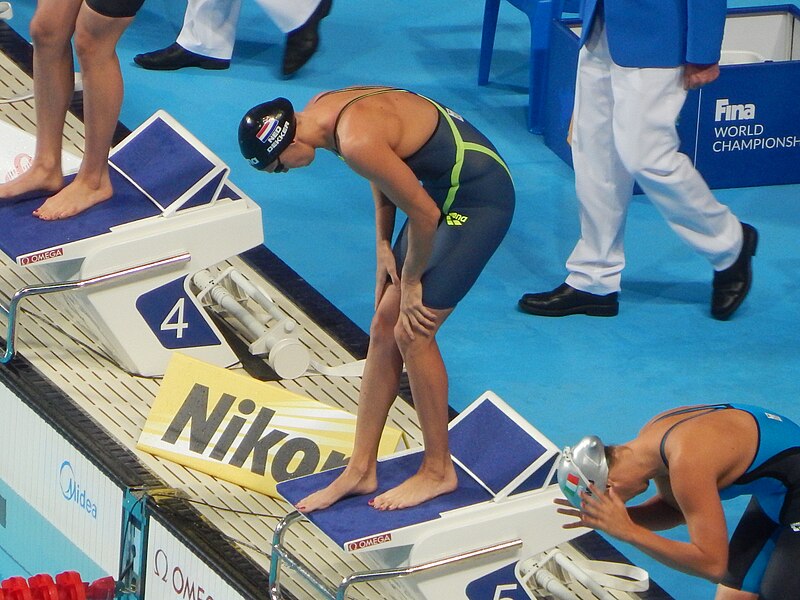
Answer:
xmin=59 ymin=460 xmax=99 ymax=519
xmin=137 ymin=354 xmax=405 ymax=498
xmin=678 ymin=53 xmax=800 ymax=188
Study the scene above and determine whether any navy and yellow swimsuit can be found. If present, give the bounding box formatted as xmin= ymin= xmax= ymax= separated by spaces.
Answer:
xmin=320 ymin=87 xmax=515 ymax=309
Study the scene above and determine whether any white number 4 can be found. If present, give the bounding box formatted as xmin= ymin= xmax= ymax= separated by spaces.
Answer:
xmin=161 ymin=298 xmax=189 ymax=339
xmin=493 ymin=583 xmax=518 ymax=600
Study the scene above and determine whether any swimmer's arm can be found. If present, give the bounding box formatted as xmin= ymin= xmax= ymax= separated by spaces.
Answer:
xmin=371 ymin=183 xmax=399 ymax=307
xmin=337 ymin=106 xmax=439 ymax=287
xmin=347 ymin=140 xmax=439 ymax=335
xmin=626 ymin=477 xmax=686 ymax=530
xmin=577 ymin=483 xmax=728 ymax=582
xmin=343 ymin=137 xmax=439 ymax=288
xmin=606 ymin=464 xmax=729 ymax=581
xmin=371 ymin=183 xmax=396 ymax=250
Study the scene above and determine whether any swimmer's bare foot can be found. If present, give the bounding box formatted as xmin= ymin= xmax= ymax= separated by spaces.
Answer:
xmin=0 ymin=164 xmax=64 ymax=201
xmin=33 ymin=176 xmax=112 ymax=220
xmin=369 ymin=465 xmax=458 ymax=511
xmin=295 ymin=467 xmax=378 ymax=513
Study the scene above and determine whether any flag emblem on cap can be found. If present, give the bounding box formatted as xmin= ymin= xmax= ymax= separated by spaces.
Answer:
xmin=565 ymin=473 xmax=580 ymax=492
xmin=256 ymin=117 xmax=279 ymax=144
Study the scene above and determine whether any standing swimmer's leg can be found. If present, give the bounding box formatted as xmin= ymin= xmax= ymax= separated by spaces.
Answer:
xmin=33 ymin=4 xmax=133 ymax=220
xmin=0 ymin=0 xmax=82 ymax=200
xmin=369 ymin=304 xmax=456 ymax=510
xmin=296 ymin=283 xmax=405 ymax=513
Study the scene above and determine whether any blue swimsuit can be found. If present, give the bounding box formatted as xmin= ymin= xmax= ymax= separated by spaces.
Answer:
xmin=658 ymin=403 xmax=800 ymax=598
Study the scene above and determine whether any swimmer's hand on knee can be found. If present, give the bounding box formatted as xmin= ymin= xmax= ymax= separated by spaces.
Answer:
xmin=400 ymin=281 xmax=436 ymax=339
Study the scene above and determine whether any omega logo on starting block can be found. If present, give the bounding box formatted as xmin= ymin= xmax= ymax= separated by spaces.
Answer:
xmin=19 ymin=247 xmax=64 ymax=266
xmin=347 ymin=533 xmax=393 ymax=552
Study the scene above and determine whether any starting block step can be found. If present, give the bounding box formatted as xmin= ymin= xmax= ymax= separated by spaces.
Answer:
xmin=278 ymin=392 xmax=561 ymax=552
xmin=279 ymin=450 xmax=494 ymax=552
xmin=270 ymin=391 xmax=581 ymax=600
xmin=0 ymin=111 xmax=263 ymax=376
xmin=274 ymin=392 xmax=578 ymax=600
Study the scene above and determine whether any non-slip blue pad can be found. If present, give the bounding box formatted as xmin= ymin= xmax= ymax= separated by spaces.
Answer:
xmin=277 ymin=451 xmax=493 ymax=549
xmin=0 ymin=170 xmax=159 ymax=260
xmin=449 ymin=398 xmax=549 ymax=494
xmin=109 ymin=117 xmax=216 ymax=209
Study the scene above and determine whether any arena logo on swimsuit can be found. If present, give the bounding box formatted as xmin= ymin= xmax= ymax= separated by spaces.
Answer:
xmin=445 ymin=107 xmax=464 ymax=122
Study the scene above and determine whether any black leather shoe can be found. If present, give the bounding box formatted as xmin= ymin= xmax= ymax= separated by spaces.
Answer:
xmin=134 ymin=43 xmax=230 ymax=71
xmin=711 ymin=222 xmax=758 ymax=320
xmin=518 ymin=283 xmax=619 ymax=317
xmin=281 ymin=0 xmax=332 ymax=77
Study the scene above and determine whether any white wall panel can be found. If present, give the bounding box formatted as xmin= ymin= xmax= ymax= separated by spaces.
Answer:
xmin=145 ymin=519 xmax=247 ymax=600
xmin=0 ymin=382 xmax=123 ymax=575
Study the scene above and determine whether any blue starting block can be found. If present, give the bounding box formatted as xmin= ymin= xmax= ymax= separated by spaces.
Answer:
xmin=0 ymin=111 xmax=263 ymax=375
xmin=271 ymin=391 xmax=584 ymax=600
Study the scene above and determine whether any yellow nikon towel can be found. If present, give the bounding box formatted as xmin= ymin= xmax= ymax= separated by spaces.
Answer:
xmin=138 ymin=354 xmax=406 ymax=498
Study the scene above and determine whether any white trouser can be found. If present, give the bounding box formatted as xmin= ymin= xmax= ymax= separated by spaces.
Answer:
xmin=177 ymin=0 xmax=321 ymax=59
xmin=565 ymin=18 xmax=743 ymax=295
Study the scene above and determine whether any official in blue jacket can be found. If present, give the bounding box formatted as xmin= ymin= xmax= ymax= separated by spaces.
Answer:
xmin=519 ymin=0 xmax=757 ymax=320
xmin=579 ymin=0 xmax=727 ymax=68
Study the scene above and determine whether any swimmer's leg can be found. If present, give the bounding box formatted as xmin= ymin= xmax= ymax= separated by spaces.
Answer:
xmin=370 ymin=304 xmax=457 ymax=511
xmin=296 ymin=283 xmax=405 ymax=513
xmin=0 ymin=0 xmax=82 ymax=200
xmin=33 ymin=5 xmax=132 ymax=220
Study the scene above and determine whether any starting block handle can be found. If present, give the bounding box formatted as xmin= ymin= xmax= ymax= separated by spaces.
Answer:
xmin=270 ymin=511 xmax=337 ymax=600
xmin=268 ymin=511 xmax=523 ymax=600
xmin=0 ymin=252 xmax=191 ymax=363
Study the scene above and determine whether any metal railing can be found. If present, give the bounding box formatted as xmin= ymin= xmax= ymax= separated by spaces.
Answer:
xmin=0 ymin=252 xmax=191 ymax=363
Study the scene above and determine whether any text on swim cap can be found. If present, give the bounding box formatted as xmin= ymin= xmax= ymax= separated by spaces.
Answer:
xmin=256 ymin=117 xmax=280 ymax=143
xmin=266 ymin=121 xmax=292 ymax=153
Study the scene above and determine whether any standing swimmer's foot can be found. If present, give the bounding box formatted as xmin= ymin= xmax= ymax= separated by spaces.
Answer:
xmin=0 ymin=164 xmax=64 ymax=201
xmin=33 ymin=176 xmax=112 ymax=220
xmin=295 ymin=466 xmax=377 ymax=513
xmin=369 ymin=465 xmax=458 ymax=511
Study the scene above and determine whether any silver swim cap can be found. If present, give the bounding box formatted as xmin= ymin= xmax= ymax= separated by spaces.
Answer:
xmin=556 ymin=435 xmax=609 ymax=509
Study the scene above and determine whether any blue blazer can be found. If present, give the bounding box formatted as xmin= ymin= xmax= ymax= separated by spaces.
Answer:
xmin=579 ymin=0 xmax=728 ymax=68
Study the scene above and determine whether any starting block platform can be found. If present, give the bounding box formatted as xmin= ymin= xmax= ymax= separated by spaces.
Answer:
xmin=0 ymin=111 xmax=265 ymax=376
xmin=273 ymin=392 xmax=643 ymax=600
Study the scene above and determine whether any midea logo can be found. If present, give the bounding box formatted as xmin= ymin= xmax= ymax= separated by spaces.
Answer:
xmin=59 ymin=460 xmax=98 ymax=519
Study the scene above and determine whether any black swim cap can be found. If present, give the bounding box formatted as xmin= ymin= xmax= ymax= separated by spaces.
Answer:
xmin=238 ymin=98 xmax=296 ymax=171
